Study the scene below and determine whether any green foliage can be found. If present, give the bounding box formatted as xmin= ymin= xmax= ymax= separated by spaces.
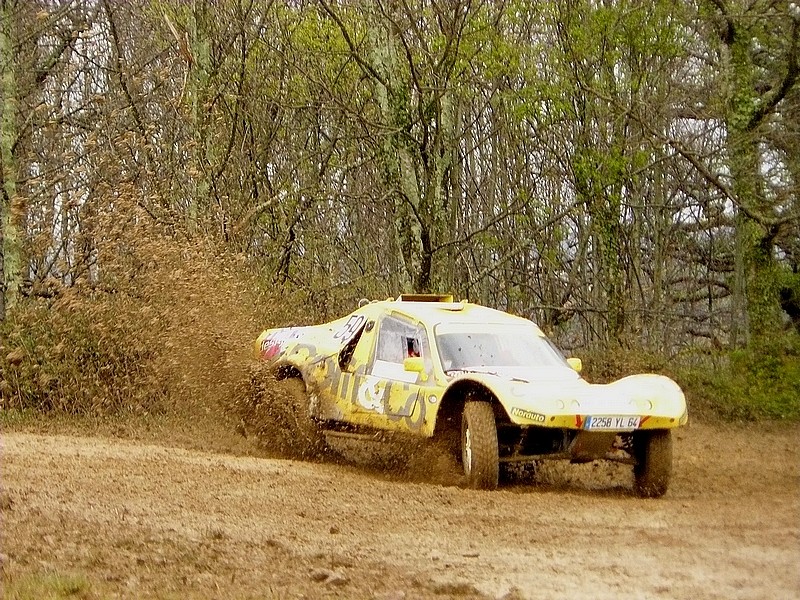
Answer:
xmin=0 ymin=0 xmax=796 ymax=426
xmin=3 ymin=571 xmax=96 ymax=600
xmin=677 ymin=336 xmax=800 ymax=421
xmin=577 ymin=337 xmax=800 ymax=422
xmin=0 ymin=293 xmax=168 ymax=415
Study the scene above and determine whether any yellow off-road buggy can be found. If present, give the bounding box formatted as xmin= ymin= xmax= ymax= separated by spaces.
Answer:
xmin=254 ymin=295 xmax=687 ymax=496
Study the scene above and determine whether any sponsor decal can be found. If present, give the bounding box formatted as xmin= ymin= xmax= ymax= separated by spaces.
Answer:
xmin=510 ymin=407 xmax=546 ymax=423
xmin=260 ymin=329 xmax=299 ymax=360
xmin=357 ymin=376 xmax=386 ymax=414
xmin=334 ymin=315 xmax=366 ymax=342
xmin=260 ymin=338 xmax=281 ymax=359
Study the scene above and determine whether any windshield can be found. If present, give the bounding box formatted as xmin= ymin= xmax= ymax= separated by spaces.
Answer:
xmin=434 ymin=322 xmax=569 ymax=372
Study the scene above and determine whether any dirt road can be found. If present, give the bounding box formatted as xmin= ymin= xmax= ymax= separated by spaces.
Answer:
xmin=2 ymin=422 xmax=798 ymax=599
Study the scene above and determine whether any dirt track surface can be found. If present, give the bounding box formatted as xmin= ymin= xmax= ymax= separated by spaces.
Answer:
xmin=2 ymin=422 xmax=799 ymax=600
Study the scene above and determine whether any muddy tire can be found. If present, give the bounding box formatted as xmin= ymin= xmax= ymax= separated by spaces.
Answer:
xmin=633 ymin=429 xmax=672 ymax=498
xmin=241 ymin=370 xmax=331 ymax=461
xmin=279 ymin=377 xmax=331 ymax=459
xmin=461 ymin=400 xmax=499 ymax=490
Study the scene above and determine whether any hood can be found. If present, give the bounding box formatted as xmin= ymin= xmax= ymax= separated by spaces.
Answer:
xmin=451 ymin=371 xmax=687 ymax=420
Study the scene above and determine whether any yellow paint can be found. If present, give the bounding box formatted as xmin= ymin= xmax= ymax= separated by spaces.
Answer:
xmin=254 ymin=296 xmax=688 ymax=437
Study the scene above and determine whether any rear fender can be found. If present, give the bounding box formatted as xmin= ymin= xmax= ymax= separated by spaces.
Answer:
xmin=275 ymin=363 xmax=304 ymax=382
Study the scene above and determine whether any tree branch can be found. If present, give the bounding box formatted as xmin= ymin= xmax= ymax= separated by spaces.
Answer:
xmin=746 ymin=16 xmax=799 ymax=131
xmin=316 ymin=0 xmax=388 ymax=88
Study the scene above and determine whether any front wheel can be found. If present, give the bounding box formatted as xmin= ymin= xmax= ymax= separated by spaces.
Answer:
xmin=633 ymin=429 xmax=672 ymax=498
xmin=461 ymin=400 xmax=499 ymax=490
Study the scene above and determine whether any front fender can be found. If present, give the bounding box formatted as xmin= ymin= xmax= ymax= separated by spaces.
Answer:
xmin=605 ymin=374 xmax=687 ymax=418
xmin=439 ymin=374 xmax=517 ymax=419
xmin=444 ymin=372 xmax=687 ymax=430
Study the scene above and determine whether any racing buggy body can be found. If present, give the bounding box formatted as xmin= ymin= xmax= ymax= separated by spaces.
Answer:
xmin=253 ymin=294 xmax=688 ymax=496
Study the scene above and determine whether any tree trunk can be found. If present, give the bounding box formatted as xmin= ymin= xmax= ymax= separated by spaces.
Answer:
xmin=187 ymin=1 xmax=211 ymax=236
xmin=729 ymin=131 xmax=781 ymax=347
xmin=0 ymin=2 xmax=20 ymax=320
xmin=720 ymin=6 xmax=790 ymax=348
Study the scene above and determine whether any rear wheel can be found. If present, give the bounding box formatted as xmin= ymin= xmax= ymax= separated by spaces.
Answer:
xmin=633 ymin=429 xmax=672 ymax=498
xmin=461 ymin=400 xmax=499 ymax=490
xmin=280 ymin=377 xmax=331 ymax=459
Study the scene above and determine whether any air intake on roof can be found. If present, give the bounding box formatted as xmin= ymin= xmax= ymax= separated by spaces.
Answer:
xmin=398 ymin=294 xmax=455 ymax=303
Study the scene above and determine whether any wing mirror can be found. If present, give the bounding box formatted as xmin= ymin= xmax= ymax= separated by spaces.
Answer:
xmin=567 ymin=357 xmax=583 ymax=373
xmin=403 ymin=356 xmax=425 ymax=373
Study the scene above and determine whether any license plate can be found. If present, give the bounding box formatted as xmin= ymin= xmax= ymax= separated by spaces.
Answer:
xmin=584 ymin=415 xmax=640 ymax=430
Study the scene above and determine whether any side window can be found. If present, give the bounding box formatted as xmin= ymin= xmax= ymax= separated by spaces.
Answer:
xmin=376 ymin=317 xmax=420 ymax=362
xmin=372 ymin=316 xmax=430 ymax=382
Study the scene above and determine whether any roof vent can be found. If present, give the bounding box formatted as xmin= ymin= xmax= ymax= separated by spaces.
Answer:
xmin=398 ymin=293 xmax=454 ymax=303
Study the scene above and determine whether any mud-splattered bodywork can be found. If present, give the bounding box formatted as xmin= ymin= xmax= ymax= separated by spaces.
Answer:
xmin=253 ymin=296 xmax=688 ymax=462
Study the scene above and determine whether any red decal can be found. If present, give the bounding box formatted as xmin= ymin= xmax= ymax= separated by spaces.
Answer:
xmin=260 ymin=338 xmax=282 ymax=360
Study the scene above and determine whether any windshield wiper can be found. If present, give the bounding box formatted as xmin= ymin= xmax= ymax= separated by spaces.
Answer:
xmin=445 ymin=366 xmax=531 ymax=383
xmin=446 ymin=367 xmax=496 ymax=375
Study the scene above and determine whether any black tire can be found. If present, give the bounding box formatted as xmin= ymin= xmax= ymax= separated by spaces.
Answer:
xmin=633 ymin=429 xmax=672 ymax=498
xmin=461 ymin=400 xmax=499 ymax=490
xmin=280 ymin=377 xmax=330 ymax=459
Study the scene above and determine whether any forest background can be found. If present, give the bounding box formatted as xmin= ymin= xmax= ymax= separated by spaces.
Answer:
xmin=0 ymin=0 xmax=798 ymax=423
